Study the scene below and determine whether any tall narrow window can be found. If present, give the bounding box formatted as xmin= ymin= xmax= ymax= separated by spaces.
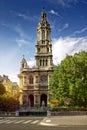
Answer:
xmin=40 ymin=59 xmax=42 ymax=66
xmin=47 ymin=31 xmax=49 ymax=39
xmin=35 ymin=76 xmax=38 ymax=83
xmin=47 ymin=48 xmax=49 ymax=53
xmin=46 ymin=59 xmax=48 ymax=66
xmin=43 ymin=59 xmax=44 ymax=66
xmin=23 ymin=95 xmax=27 ymax=105
xmin=22 ymin=63 xmax=24 ymax=68
xmin=42 ymin=30 xmax=45 ymax=40
xmin=38 ymin=48 xmax=40 ymax=53
xmin=29 ymin=76 xmax=33 ymax=84
xmin=38 ymin=31 xmax=40 ymax=40
xmin=24 ymin=76 xmax=26 ymax=84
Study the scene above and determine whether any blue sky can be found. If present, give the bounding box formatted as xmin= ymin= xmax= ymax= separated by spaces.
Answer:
xmin=0 ymin=0 xmax=87 ymax=83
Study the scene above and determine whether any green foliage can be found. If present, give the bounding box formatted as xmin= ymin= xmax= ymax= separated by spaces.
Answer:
xmin=49 ymin=99 xmax=59 ymax=108
xmin=0 ymin=83 xmax=19 ymax=111
xmin=50 ymin=51 xmax=87 ymax=107
xmin=0 ymin=81 xmax=6 ymax=95
xmin=0 ymin=93 xmax=19 ymax=111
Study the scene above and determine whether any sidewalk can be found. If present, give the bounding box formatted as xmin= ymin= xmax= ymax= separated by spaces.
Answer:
xmin=40 ymin=115 xmax=87 ymax=126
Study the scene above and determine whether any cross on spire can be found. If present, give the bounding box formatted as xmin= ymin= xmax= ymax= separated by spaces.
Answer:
xmin=23 ymin=54 xmax=25 ymax=59
xmin=43 ymin=7 xmax=45 ymax=11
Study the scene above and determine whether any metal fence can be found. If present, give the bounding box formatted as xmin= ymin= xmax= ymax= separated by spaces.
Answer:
xmin=51 ymin=111 xmax=87 ymax=116
xmin=0 ymin=111 xmax=87 ymax=117
xmin=0 ymin=111 xmax=19 ymax=117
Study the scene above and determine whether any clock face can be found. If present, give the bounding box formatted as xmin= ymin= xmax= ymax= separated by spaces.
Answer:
xmin=41 ymin=75 xmax=47 ymax=82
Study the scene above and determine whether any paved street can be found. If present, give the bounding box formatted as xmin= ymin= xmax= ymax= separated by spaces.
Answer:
xmin=41 ymin=115 xmax=87 ymax=126
xmin=0 ymin=117 xmax=44 ymax=130
xmin=0 ymin=116 xmax=87 ymax=130
xmin=0 ymin=116 xmax=43 ymax=125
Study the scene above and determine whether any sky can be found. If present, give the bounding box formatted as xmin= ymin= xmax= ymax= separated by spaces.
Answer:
xmin=0 ymin=0 xmax=87 ymax=83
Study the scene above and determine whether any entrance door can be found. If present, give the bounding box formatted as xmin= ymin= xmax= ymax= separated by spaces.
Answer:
xmin=28 ymin=94 xmax=34 ymax=107
xmin=40 ymin=94 xmax=47 ymax=107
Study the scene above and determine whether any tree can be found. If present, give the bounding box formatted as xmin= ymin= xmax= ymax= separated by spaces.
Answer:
xmin=0 ymin=93 xmax=19 ymax=112
xmin=49 ymin=99 xmax=59 ymax=108
xmin=0 ymin=81 xmax=6 ymax=95
xmin=0 ymin=81 xmax=19 ymax=111
xmin=50 ymin=51 xmax=87 ymax=107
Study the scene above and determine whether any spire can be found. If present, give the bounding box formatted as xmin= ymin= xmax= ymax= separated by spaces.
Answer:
xmin=21 ymin=55 xmax=26 ymax=63
xmin=37 ymin=11 xmax=50 ymax=30
xmin=41 ymin=8 xmax=46 ymax=20
xmin=23 ymin=54 xmax=24 ymax=59
xmin=35 ymin=11 xmax=53 ymax=69
xmin=20 ymin=55 xmax=29 ymax=71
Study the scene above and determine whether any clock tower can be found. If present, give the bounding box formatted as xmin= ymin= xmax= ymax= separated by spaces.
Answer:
xmin=18 ymin=11 xmax=54 ymax=109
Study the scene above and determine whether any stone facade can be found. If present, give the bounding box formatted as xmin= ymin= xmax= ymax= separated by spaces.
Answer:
xmin=0 ymin=75 xmax=19 ymax=96
xmin=18 ymin=11 xmax=54 ymax=108
xmin=0 ymin=75 xmax=12 ymax=93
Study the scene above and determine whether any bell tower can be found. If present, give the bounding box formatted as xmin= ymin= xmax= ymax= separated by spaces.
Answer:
xmin=18 ymin=11 xmax=54 ymax=109
xmin=35 ymin=11 xmax=53 ymax=70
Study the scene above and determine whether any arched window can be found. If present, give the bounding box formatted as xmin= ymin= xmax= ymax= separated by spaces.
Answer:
xmin=46 ymin=59 xmax=48 ymax=66
xmin=28 ymin=94 xmax=34 ymax=107
xmin=40 ymin=59 xmax=42 ymax=66
xmin=47 ymin=30 xmax=49 ymax=39
xmin=29 ymin=76 xmax=33 ymax=84
xmin=35 ymin=76 xmax=38 ymax=83
xmin=23 ymin=76 xmax=27 ymax=84
xmin=40 ymin=94 xmax=47 ymax=107
xmin=47 ymin=48 xmax=49 ymax=53
xmin=23 ymin=95 xmax=27 ymax=105
xmin=42 ymin=30 xmax=45 ymax=40
xmin=38 ymin=31 xmax=40 ymax=40
xmin=38 ymin=48 xmax=40 ymax=53
xmin=22 ymin=63 xmax=24 ymax=68
xmin=43 ymin=59 xmax=44 ymax=66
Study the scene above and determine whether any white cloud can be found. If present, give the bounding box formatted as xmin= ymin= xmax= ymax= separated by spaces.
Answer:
xmin=0 ymin=48 xmax=20 ymax=83
xmin=74 ymin=27 xmax=87 ymax=35
xmin=1 ymin=36 xmax=87 ymax=84
xmin=47 ymin=0 xmax=78 ymax=7
xmin=27 ymin=58 xmax=35 ymax=68
xmin=58 ymin=0 xmax=78 ymax=7
xmin=15 ymin=26 xmax=32 ymax=47
xmin=17 ymin=13 xmax=38 ymax=21
xmin=59 ymin=23 xmax=69 ymax=32
xmin=49 ymin=10 xmax=62 ymax=18
xmin=17 ymin=13 xmax=32 ymax=21
xmin=16 ymin=38 xmax=29 ymax=47
xmin=25 ymin=36 xmax=87 ymax=67
xmin=8 ymin=73 xmax=19 ymax=84
xmin=52 ymin=36 xmax=87 ymax=65
xmin=15 ymin=26 xmax=25 ymax=38
xmin=1 ymin=23 xmax=9 ymax=28
xmin=80 ymin=0 xmax=87 ymax=5
xmin=49 ymin=10 xmax=58 ymax=16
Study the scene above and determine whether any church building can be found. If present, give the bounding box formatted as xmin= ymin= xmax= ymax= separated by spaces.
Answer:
xmin=18 ymin=11 xmax=54 ymax=108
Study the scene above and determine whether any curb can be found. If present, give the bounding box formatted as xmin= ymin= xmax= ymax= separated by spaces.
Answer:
xmin=40 ymin=122 xmax=87 ymax=127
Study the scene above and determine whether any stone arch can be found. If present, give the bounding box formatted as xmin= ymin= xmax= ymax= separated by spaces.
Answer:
xmin=40 ymin=94 xmax=47 ymax=107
